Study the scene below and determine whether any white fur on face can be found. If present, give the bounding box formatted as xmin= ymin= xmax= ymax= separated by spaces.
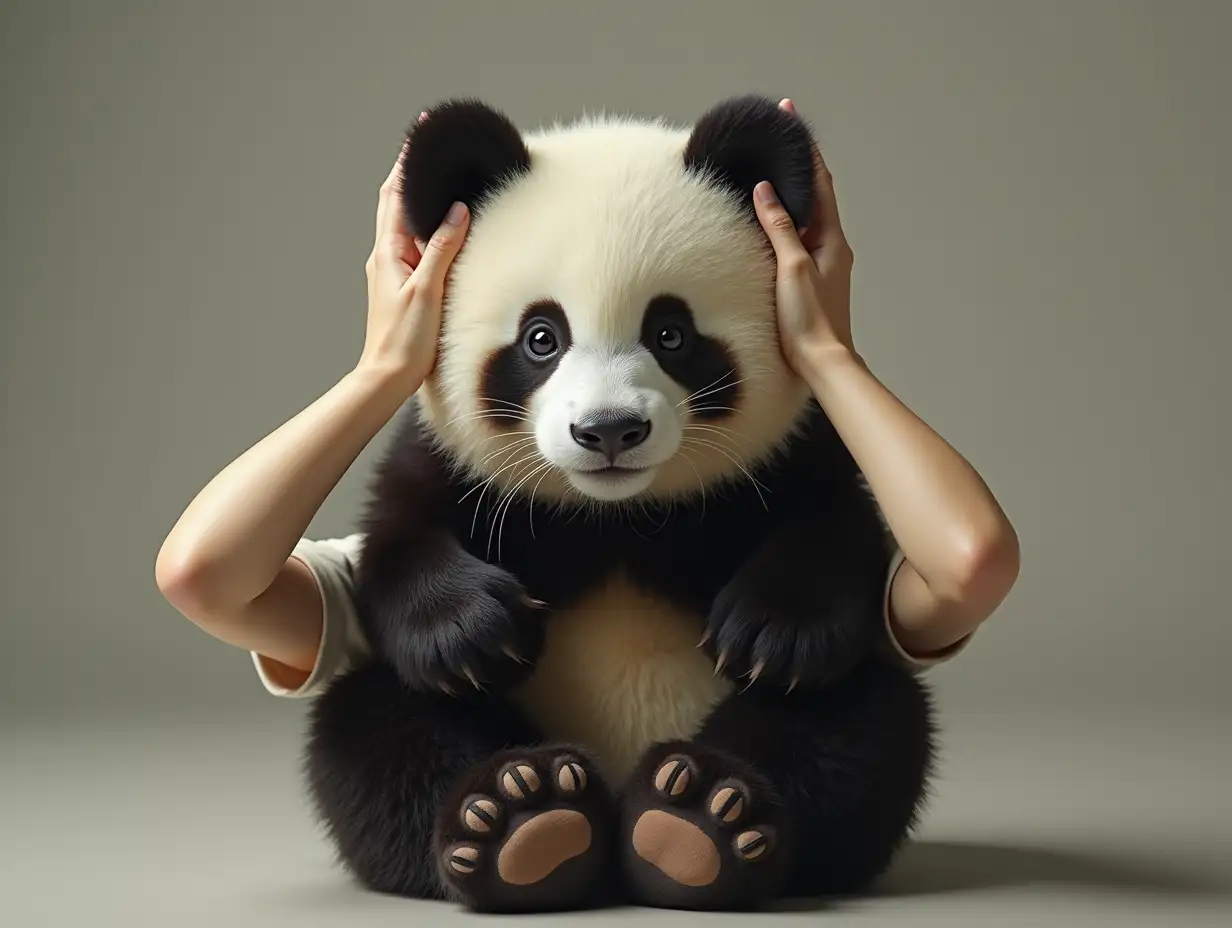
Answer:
xmin=530 ymin=344 xmax=684 ymax=503
xmin=415 ymin=114 xmax=814 ymax=506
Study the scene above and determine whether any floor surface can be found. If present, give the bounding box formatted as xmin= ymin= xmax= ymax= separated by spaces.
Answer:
xmin=4 ymin=706 xmax=1229 ymax=927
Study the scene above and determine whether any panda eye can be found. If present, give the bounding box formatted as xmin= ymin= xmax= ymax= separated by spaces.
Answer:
xmin=523 ymin=322 xmax=559 ymax=360
xmin=657 ymin=325 xmax=685 ymax=351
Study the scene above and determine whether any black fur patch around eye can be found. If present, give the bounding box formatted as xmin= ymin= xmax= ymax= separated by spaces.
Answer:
xmin=641 ymin=295 xmax=742 ymax=420
xmin=479 ymin=300 xmax=573 ymax=420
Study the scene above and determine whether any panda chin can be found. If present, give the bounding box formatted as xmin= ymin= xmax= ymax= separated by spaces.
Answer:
xmin=565 ymin=465 xmax=658 ymax=503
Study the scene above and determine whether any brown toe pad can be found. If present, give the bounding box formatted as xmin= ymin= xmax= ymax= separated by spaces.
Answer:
xmin=621 ymin=745 xmax=787 ymax=910
xmin=435 ymin=746 xmax=616 ymax=913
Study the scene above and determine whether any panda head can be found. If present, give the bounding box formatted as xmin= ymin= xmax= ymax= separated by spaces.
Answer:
xmin=401 ymin=94 xmax=818 ymax=508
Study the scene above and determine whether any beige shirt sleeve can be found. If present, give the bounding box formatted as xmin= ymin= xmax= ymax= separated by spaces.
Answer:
xmin=250 ymin=535 xmax=371 ymax=698
xmin=881 ymin=548 xmax=973 ymax=668
xmin=252 ymin=538 xmax=967 ymax=697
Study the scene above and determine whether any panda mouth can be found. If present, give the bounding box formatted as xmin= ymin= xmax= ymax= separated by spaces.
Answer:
xmin=579 ymin=465 xmax=650 ymax=478
xmin=564 ymin=462 xmax=659 ymax=500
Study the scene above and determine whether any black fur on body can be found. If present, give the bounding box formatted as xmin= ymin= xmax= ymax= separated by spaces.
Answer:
xmin=303 ymin=94 xmax=938 ymax=912
xmin=305 ymin=399 xmax=936 ymax=909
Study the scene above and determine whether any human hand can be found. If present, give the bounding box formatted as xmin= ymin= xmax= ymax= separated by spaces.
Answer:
xmin=753 ymin=98 xmax=857 ymax=374
xmin=357 ymin=112 xmax=472 ymax=392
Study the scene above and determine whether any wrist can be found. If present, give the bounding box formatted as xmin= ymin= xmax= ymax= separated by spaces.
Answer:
xmin=793 ymin=339 xmax=866 ymax=397
xmin=346 ymin=358 xmax=424 ymax=409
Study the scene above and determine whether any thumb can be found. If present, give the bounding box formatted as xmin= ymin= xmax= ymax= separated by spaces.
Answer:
xmin=753 ymin=181 xmax=810 ymax=266
xmin=406 ymin=201 xmax=471 ymax=295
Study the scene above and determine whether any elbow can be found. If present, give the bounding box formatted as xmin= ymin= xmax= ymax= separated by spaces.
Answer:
xmin=938 ymin=521 xmax=1021 ymax=619
xmin=155 ymin=542 xmax=231 ymax=621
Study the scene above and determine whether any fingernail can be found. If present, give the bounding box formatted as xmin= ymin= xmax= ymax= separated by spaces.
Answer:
xmin=444 ymin=201 xmax=468 ymax=226
xmin=755 ymin=181 xmax=778 ymax=205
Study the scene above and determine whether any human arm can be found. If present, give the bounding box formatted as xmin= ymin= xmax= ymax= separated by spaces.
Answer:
xmin=793 ymin=346 xmax=1018 ymax=657
xmin=749 ymin=99 xmax=1021 ymax=659
xmin=155 ymin=366 xmax=417 ymax=675
xmin=155 ymin=127 xmax=473 ymax=678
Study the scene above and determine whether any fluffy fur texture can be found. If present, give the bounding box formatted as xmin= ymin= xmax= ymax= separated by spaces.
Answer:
xmin=304 ymin=94 xmax=937 ymax=913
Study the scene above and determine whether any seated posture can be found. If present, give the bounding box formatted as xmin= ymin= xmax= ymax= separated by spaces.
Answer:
xmin=305 ymin=94 xmax=964 ymax=913
xmin=156 ymin=93 xmax=1018 ymax=915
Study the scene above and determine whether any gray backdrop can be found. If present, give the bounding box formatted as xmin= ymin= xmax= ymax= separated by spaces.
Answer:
xmin=4 ymin=0 xmax=1227 ymax=718
xmin=2 ymin=2 xmax=1230 ymax=925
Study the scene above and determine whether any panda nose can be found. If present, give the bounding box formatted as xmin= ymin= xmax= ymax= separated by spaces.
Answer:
xmin=570 ymin=414 xmax=652 ymax=462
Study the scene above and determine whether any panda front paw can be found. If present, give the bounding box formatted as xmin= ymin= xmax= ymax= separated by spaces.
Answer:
xmin=357 ymin=547 xmax=546 ymax=695
xmin=701 ymin=535 xmax=881 ymax=692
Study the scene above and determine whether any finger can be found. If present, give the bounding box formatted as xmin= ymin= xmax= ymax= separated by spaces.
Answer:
xmin=406 ymin=201 xmax=471 ymax=296
xmin=374 ymin=137 xmax=409 ymax=240
xmin=811 ymin=147 xmax=848 ymax=253
xmin=752 ymin=181 xmax=811 ymax=266
xmin=800 ymin=136 xmax=829 ymax=252
xmin=375 ymin=220 xmax=412 ymax=283
xmin=776 ymin=98 xmax=826 ymax=252
xmin=394 ymin=112 xmax=433 ymax=269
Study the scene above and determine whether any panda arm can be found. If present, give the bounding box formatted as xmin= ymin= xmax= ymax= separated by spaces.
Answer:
xmin=702 ymin=465 xmax=891 ymax=693
xmin=351 ymin=414 xmax=546 ymax=694
xmin=704 ymin=518 xmax=888 ymax=692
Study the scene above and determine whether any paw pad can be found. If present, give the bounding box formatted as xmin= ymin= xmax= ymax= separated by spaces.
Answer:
xmin=437 ymin=749 xmax=613 ymax=911
xmin=447 ymin=844 xmax=480 ymax=875
xmin=652 ymin=755 xmax=694 ymax=799
xmin=556 ymin=760 xmax=587 ymax=793
xmin=625 ymin=749 xmax=781 ymax=907
xmin=708 ymin=783 xmax=746 ymax=823
xmin=499 ymin=762 xmax=542 ymax=800
xmin=462 ymin=796 xmax=499 ymax=833
xmin=734 ymin=829 xmax=769 ymax=861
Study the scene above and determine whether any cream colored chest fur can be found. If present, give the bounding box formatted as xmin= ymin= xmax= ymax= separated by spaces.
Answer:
xmin=512 ymin=572 xmax=733 ymax=787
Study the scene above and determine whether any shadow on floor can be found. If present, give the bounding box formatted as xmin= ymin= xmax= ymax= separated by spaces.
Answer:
xmin=258 ymin=839 xmax=1231 ymax=916
xmin=770 ymin=838 xmax=1230 ymax=911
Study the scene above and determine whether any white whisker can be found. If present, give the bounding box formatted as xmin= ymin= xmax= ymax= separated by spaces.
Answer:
xmin=681 ymin=437 xmax=769 ymax=510
xmin=688 ymin=405 xmax=743 ymax=418
xmin=491 ymin=459 xmax=553 ymax=561
xmin=676 ymin=369 xmax=740 ymax=408
xmin=683 ymin=377 xmax=749 ymax=407
xmin=465 ymin=448 xmax=543 ymax=538
xmin=479 ymin=397 xmax=531 ymax=413
xmin=675 ymin=447 xmax=707 ymax=520
xmin=526 ymin=463 xmax=558 ymax=540
xmin=683 ymin=423 xmax=753 ymax=445
xmin=476 ymin=435 xmax=539 ymax=469
xmin=459 ymin=444 xmax=538 ymax=505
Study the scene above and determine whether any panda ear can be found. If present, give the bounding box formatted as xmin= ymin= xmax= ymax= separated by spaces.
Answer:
xmin=683 ymin=94 xmax=816 ymax=231
xmin=399 ymin=98 xmax=531 ymax=240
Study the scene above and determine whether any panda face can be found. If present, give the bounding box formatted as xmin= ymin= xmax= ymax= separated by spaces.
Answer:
xmin=503 ymin=292 xmax=745 ymax=503
xmin=404 ymin=98 xmax=818 ymax=507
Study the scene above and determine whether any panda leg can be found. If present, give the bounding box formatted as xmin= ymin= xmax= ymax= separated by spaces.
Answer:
xmin=619 ymin=659 xmax=936 ymax=909
xmin=305 ymin=662 xmax=618 ymax=912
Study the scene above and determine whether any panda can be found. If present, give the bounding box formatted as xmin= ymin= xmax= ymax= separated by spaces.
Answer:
xmin=304 ymin=94 xmax=936 ymax=913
